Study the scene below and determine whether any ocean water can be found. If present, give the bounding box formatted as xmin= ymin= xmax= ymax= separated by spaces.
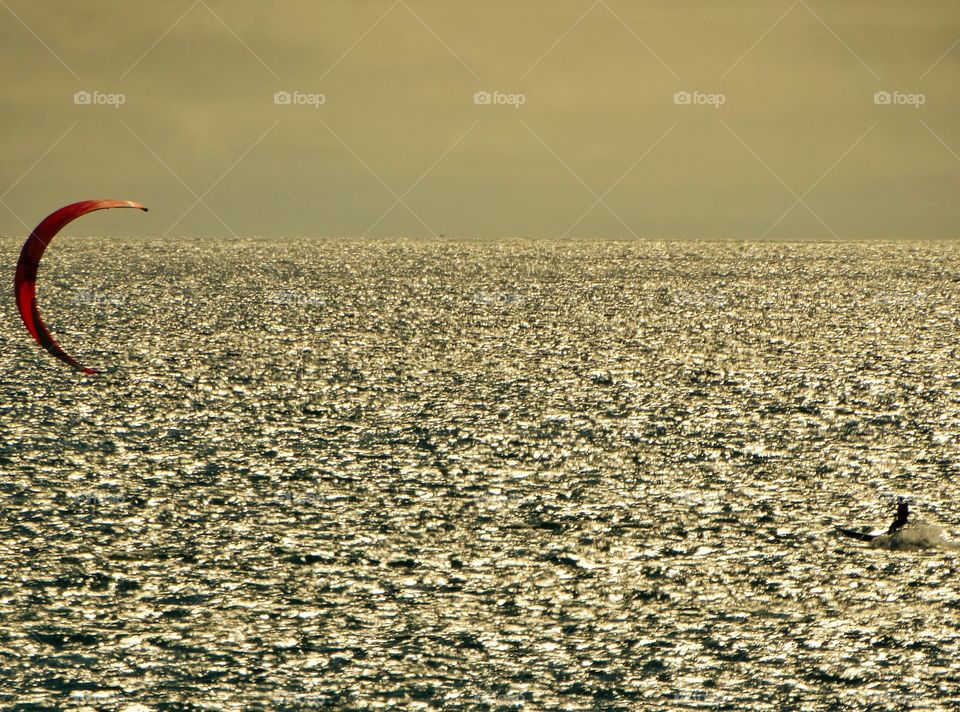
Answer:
xmin=2 ymin=238 xmax=960 ymax=711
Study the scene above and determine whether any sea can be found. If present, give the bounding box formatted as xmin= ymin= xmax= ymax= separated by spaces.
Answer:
xmin=2 ymin=237 xmax=960 ymax=711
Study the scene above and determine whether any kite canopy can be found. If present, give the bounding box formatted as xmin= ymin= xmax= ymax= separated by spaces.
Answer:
xmin=14 ymin=200 xmax=147 ymax=374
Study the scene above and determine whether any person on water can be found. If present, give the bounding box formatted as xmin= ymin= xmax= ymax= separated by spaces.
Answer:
xmin=888 ymin=496 xmax=909 ymax=534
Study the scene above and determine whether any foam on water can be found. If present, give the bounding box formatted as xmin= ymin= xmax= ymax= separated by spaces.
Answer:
xmin=870 ymin=522 xmax=960 ymax=551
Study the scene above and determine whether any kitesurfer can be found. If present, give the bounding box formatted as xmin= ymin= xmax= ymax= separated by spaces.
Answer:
xmin=888 ymin=496 xmax=909 ymax=534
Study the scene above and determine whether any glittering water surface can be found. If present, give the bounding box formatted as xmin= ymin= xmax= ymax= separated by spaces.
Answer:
xmin=2 ymin=238 xmax=960 ymax=711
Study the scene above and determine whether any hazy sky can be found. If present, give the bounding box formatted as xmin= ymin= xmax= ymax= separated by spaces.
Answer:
xmin=1 ymin=1 xmax=958 ymax=239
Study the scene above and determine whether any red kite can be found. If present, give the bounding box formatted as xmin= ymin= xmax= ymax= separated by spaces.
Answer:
xmin=14 ymin=200 xmax=147 ymax=374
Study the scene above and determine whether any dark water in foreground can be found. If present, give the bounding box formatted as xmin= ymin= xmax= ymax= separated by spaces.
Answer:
xmin=2 ymin=238 xmax=960 ymax=710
